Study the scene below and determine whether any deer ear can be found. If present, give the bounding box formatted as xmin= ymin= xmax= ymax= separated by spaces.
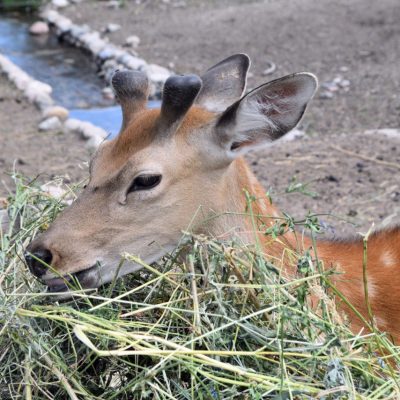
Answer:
xmin=196 ymin=54 xmax=250 ymax=112
xmin=215 ymin=72 xmax=318 ymax=155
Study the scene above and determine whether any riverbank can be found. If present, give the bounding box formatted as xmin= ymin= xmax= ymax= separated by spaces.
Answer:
xmin=0 ymin=73 xmax=89 ymax=195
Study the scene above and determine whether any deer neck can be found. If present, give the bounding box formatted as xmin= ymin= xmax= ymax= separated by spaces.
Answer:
xmin=207 ymin=157 xmax=299 ymax=263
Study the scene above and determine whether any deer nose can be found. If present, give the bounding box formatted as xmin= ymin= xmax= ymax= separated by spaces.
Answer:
xmin=25 ymin=247 xmax=53 ymax=278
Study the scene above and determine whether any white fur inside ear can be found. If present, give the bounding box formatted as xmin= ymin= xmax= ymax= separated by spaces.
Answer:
xmin=235 ymin=94 xmax=279 ymax=139
xmin=229 ymin=73 xmax=318 ymax=149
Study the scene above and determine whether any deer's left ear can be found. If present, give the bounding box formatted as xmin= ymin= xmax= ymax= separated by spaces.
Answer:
xmin=196 ymin=54 xmax=250 ymax=112
xmin=215 ymin=72 xmax=318 ymax=155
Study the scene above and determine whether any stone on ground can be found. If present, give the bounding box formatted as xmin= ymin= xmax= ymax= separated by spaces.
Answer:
xmin=39 ymin=116 xmax=62 ymax=131
xmin=29 ymin=21 xmax=49 ymax=35
xmin=42 ymin=106 xmax=69 ymax=121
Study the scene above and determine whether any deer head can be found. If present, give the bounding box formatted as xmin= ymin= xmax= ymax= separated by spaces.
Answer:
xmin=25 ymin=54 xmax=317 ymax=298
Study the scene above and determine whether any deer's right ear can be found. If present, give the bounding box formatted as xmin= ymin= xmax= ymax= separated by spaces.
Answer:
xmin=196 ymin=54 xmax=250 ymax=112
xmin=214 ymin=72 xmax=318 ymax=156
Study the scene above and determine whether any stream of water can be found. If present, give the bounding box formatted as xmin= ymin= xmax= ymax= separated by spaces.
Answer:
xmin=0 ymin=13 xmax=160 ymax=138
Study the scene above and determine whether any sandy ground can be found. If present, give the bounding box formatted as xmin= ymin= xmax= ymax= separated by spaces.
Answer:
xmin=1 ymin=0 xmax=400 ymax=236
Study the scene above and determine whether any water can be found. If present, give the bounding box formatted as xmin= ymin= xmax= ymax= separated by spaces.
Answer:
xmin=0 ymin=13 xmax=161 ymax=136
xmin=0 ymin=14 xmax=112 ymax=108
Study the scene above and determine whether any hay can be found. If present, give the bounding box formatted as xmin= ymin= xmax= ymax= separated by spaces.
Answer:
xmin=1 ymin=175 xmax=399 ymax=399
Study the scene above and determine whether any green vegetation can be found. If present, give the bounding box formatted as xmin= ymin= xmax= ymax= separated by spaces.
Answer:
xmin=0 ymin=0 xmax=42 ymax=11
xmin=1 ymin=175 xmax=399 ymax=399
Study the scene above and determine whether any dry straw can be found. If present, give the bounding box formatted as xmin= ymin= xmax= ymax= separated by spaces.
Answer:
xmin=1 ymin=175 xmax=399 ymax=399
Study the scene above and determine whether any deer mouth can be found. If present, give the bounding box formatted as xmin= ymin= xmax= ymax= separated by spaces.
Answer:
xmin=44 ymin=264 xmax=99 ymax=294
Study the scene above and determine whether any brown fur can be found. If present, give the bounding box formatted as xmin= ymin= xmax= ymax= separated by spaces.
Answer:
xmin=234 ymin=168 xmax=400 ymax=343
xmin=27 ymin=81 xmax=400 ymax=344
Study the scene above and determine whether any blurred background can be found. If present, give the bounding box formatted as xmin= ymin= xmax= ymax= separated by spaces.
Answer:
xmin=1 ymin=0 xmax=399 ymax=235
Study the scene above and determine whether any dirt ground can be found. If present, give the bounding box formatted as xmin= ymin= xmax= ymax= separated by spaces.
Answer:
xmin=1 ymin=0 xmax=400 ymax=236
xmin=0 ymin=74 xmax=89 ymax=193
xmin=65 ymin=0 xmax=400 ymax=135
xmin=251 ymin=131 xmax=400 ymax=236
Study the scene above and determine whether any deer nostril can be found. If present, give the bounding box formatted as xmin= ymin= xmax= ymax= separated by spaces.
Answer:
xmin=24 ymin=248 xmax=53 ymax=278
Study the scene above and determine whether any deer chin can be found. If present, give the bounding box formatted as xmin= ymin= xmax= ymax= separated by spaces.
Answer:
xmin=42 ymin=258 xmax=149 ymax=300
xmin=38 ymin=243 xmax=176 ymax=300
xmin=43 ymin=263 xmax=101 ymax=299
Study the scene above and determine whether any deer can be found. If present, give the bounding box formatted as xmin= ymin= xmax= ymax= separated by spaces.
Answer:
xmin=25 ymin=54 xmax=400 ymax=344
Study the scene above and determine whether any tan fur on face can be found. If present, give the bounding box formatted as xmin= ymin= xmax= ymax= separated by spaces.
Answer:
xmin=113 ymin=107 xmax=215 ymax=159
xmin=89 ymin=107 xmax=215 ymax=187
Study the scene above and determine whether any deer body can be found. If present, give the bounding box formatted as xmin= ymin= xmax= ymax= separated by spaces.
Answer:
xmin=25 ymin=54 xmax=400 ymax=343
xmin=223 ymin=156 xmax=400 ymax=342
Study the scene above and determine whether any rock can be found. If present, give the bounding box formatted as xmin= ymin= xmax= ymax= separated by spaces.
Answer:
xmin=102 ymin=87 xmax=114 ymax=100
xmin=125 ymin=56 xmax=146 ymax=70
xmin=52 ymin=0 xmax=69 ymax=8
xmin=56 ymin=18 xmax=73 ymax=33
xmin=338 ymin=79 xmax=350 ymax=88
xmin=70 ymin=24 xmax=90 ymax=39
xmin=117 ymin=53 xmax=140 ymax=67
xmin=279 ymin=128 xmax=305 ymax=142
xmin=64 ymin=118 xmax=107 ymax=141
xmin=3 ymin=64 xmax=31 ymax=91
xmin=321 ymin=76 xmax=350 ymax=96
xmin=333 ymin=76 xmax=343 ymax=85
xmin=144 ymin=64 xmax=171 ymax=84
xmin=81 ymin=124 xmax=107 ymax=141
xmin=64 ymin=118 xmax=81 ymax=133
xmin=29 ymin=21 xmax=49 ymax=35
xmin=110 ymin=48 xmax=125 ymax=61
xmin=105 ymin=23 xmax=121 ymax=33
xmin=42 ymin=106 xmax=69 ymax=121
xmin=39 ymin=116 xmax=62 ymax=131
xmin=26 ymin=80 xmax=52 ymax=95
xmin=98 ymin=45 xmax=118 ymax=61
xmin=25 ymin=85 xmax=54 ymax=108
xmin=41 ymin=9 xmax=58 ymax=24
xmin=116 ymin=53 xmax=146 ymax=69
xmin=0 ymin=54 xmax=54 ymax=107
xmin=319 ymin=91 xmax=334 ymax=100
xmin=321 ymin=82 xmax=339 ymax=92
xmin=86 ymin=135 xmax=104 ymax=152
xmin=125 ymin=35 xmax=140 ymax=48
xmin=81 ymin=32 xmax=107 ymax=54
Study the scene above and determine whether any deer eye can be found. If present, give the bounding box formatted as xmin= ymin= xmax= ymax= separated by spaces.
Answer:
xmin=127 ymin=174 xmax=162 ymax=193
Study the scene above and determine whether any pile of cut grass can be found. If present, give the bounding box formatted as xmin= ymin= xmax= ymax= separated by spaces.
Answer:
xmin=1 ymin=175 xmax=399 ymax=399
